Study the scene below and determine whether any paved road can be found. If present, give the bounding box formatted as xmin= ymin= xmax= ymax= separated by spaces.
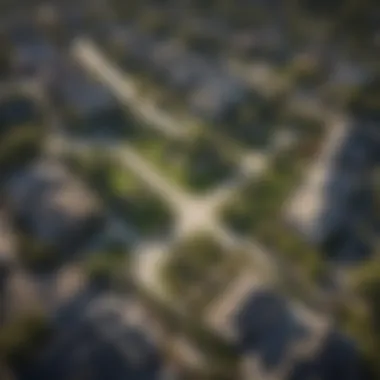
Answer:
xmin=48 ymin=112 xmax=325 ymax=317
xmin=71 ymin=39 xmax=192 ymax=140
xmin=201 ymin=150 xmax=275 ymax=214
xmin=43 ymin=41 xmax=331 ymax=344
xmin=66 ymin=38 xmax=294 ymax=239
xmin=49 ymin=134 xmax=189 ymax=212
xmin=48 ymin=131 xmax=279 ymax=297
xmin=4 ymin=28 xmax=338 ymax=378
xmin=285 ymin=113 xmax=350 ymax=243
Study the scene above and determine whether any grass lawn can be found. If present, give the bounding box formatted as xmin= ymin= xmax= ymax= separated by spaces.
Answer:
xmin=159 ymin=234 xmax=250 ymax=315
xmin=222 ymin=147 xmax=304 ymax=235
xmin=101 ymin=163 xmax=174 ymax=238
xmin=161 ymin=234 xmax=224 ymax=298
xmin=0 ymin=95 xmax=45 ymax=173
xmin=133 ymin=131 xmax=235 ymax=193
xmin=64 ymin=150 xmax=174 ymax=239
xmin=222 ymin=138 xmax=328 ymax=283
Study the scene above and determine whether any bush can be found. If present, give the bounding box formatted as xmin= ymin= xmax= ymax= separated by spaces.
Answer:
xmin=16 ymin=233 xmax=56 ymax=273
xmin=84 ymin=248 xmax=129 ymax=289
xmin=185 ymin=138 xmax=234 ymax=192
xmin=85 ymin=255 xmax=115 ymax=287
xmin=348 ymin=78 xmax=380 ymax=119
xmin=0 ymin=124 xmax=44 ymax=174
xmin=138 ymin=10 xmax=172 ymax=36
xmin=162 ymin=234 xmax=224 ymax=299
xmin=0 ymin=313 xmax=52 ymax=368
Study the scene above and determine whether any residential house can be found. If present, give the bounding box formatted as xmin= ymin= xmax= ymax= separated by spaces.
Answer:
xmin=328 ymin=60 xmax=369 ymax=91
xmin=183 ymin=17 xmax=229 ymax=42
xmin=188 ymin=74 xmax=247 ymax=122
xmin=168 ymin=55 xmax=202 ymax=91
xmin=50 ymin=59 xmax=116 ymax=119
xmin=204 ymin=269 xmax=359 ymax=380
xmin=5 ymin=158 xmax=104 ymax=254
xmin=27 ymin=293 xmax=167 ymax=380
xmin=8 ymin=17 xmax=58 ymax=77
xmin=150 ymin=39 xmax=216 ymax=94
xmin=48 ymin=59 xmax=126 ymax=134
xmin=119 ymin=27 xmax=155 ymax=70
xmin=229 ymin=26 xmax=287 ymax=61
xmin=235 ymin=289 xmax=330 ymax=380
xmin=102 ymin=25 xmax=249 ymax=121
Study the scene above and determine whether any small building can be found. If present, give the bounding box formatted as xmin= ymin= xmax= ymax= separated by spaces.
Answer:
xmin=229 ymin=26 xmax=286 ymax=60
xmin=113 ymin=26 xmax=155 ymax=68
xmin=234 ymin=289 xmax=330 ymax=378
xmin=150 ymin=40 xmax=184 ymax=74
xmin=150 ymin=39 xmax=216 ymax=94
xmin=203 ymin=269 xmax=342 ymax=380
xmin=168 ymin=56 xmax=202 ymax=91
xmin=29 ymin=293 xmax=167 ymax=380
xmin=8 ymin=18 xmax=58 ymax=77
xmin=185 ymin=17 xmax=229 ymax=41
xmin=188 ymin=75 xmax=247 ymax=122
xmin=5 ymin=158 xmax=104 ymax=254
xmin=50 ymin=59 xmax=117 ymax=121
xmin=329 ymin=60 xmax=368 ymax=88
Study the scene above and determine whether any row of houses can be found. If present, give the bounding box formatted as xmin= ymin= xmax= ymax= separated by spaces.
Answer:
xmin=2 ymin=1 xmax=108 ymax=78
xmin=5 ymin=157 xmax=104 ymax=255
xmin=133 ymin=231 xmax=362 ymax=380
xmin=24 ymin=291 xmax=172 ymax=380
xmin=0 ymin=158 xmax=168 ymax=379
xmin=0 ymin=207 xmax=175 ymax=380
xmin=47 ymin=57 xmax=119 ymax=125
xmin=103 ymin=24 xmax=249 ymax=122
xmin=203 ymin=265 xmax=361 ymax=380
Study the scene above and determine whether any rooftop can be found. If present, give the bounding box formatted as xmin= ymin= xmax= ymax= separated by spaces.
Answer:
xmin=6 ymin=158 xmax=103 ymax=249
xmin=52 ymin=60 xmax=116 ymax=116
xmin=30 ymin=293 xmax=165 ymax=380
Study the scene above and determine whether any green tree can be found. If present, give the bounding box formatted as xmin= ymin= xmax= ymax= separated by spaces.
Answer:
xmin=0 ymin=313 xmax=52 ymax=369
xmin=84 ymin=245 xmax=129 ymax=289
xmin=343 ymin=260 xmax=380 ymax=377
xmin=0 ymin=124 xmax=44 ymax=174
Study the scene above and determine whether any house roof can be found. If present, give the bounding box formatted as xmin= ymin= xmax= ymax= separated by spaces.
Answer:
xmin=54 ymin=60 xmax=115 ymax=115
xmin=189 ymin=75 xmax=246 ymax=120
xmin=32 ymin=293 xmax=165 ymax=380
xmin=6 ymin=158 xmax=102 ymax=247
